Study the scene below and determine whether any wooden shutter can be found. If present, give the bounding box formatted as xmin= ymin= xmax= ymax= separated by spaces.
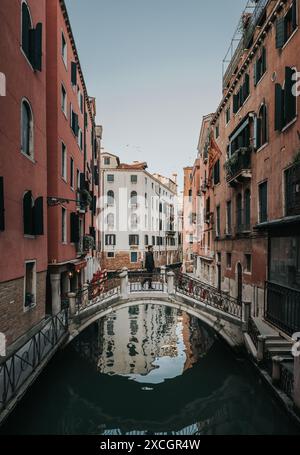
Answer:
xmin=70 ymin=212 xmax=80 ymax=243
xmin=233 ymin=94 xmax=238 ymax=113
xmin=71 ymin=61 xmax=77 ymax=86
xmin=23 ymin=191 xmax=33 ymax=235
xmin=22 ymin=3 xmax=31 ymax=58
xmin=261 ymin=47 xmax=266 ymax=74
xmin=275 ymin=83 xmax=284 ymax=131
xmin=284 ymin=67 xmax=296 ymax=124
xmin=33 ymin=23 xmax=42 ymax=71
xmin=256 ymin=117 xmax=262 ymax=149
xmin=292 ymin=0 xmax=297 ymax=30
xmin=33 ymin=196 xmax=44 ymax=235
xmin=276 ymin=17 xmax=285 ymax=48
xmin=243 ymin=74 xmax=249 ymax=101
xmin=0 ymin=177 xmax=5 ymax=231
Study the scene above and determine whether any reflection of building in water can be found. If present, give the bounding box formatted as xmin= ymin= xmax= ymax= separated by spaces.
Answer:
xmin=97 ymin=305 xmax=214 ymax=377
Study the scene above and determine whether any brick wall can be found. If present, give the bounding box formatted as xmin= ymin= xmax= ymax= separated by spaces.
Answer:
xmin=0 ymin=271 xmax=46 ymax=346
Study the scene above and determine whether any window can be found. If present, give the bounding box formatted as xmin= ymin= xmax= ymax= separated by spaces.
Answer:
xmin=216 ymin=205 xmax=220 ymax=238
xmin=217 ymin=252 xmax=221 ymax=263
xmin=107 ymin=213 xmax=114 ymax=230
xmin=24 ymin=261 xmax=36 ymax=309
xmin=244 ymin=189 xmax=251 ymax=231
xmin=226 ymin=107 xmax=230 ymax=124
xmin=70 ymin=104 xmax=79 ymax=136
xmin=256 ymin=104 xmax=268 ymax=149
xmin=131 ymin=175 xmax=138 ymax=184
xmin=259 ymin=181 xmax=268 ymax=223
xmin=107 ymin=190 xmax=114 ymax=205
xmin=229 ymin=119 xmax=250 ymax=156
xmin=285 ymin=164 xmax=300 ymax=217
xmin=104 ymin=156 xmax=110 ymax=165
xmin=145 ymin=193 xmax=148 ymax=207
xmin=215 ymin=124 xmax=219 ymax=139
xmin=275 ymin=67 xmax=297 ymax=131
xmin=236 ymin=193 xmax=242 ymax=233
xmin=145 ymin=177 xmax=148 ymax=185
xmin=61 ymin=207 xmax=67 ymax=243
xmin=213 ymin=160 xmax=220 ymax=185
xmin=129 ymin=235 xmax=139 ymax=246
xmin=276 ymin=0 xmax=297 ymax=48
xmin=21 ymin=99 xmax=34 ymax=158
xmin=105 ymin=234 xmax=116 ymax=246
xmin=233 ymin=73 xmax=250 ymax=113
xmin=107 ymin=252 xmax=115 ymax=258
xmin=78 ymin=92 xmax=83 ymax=113
xmin=131 ymin=213 xmax=138 ymax=229
xmin=270 ymin=236 xmax=300 ymax=290
xmin=70 ymin=157 xmax=74 ymax=188
xmin=130 ymin=191 xmax=137 ymax=207
xmin=188 ymin=189 xmax=192 ymax=202
xmin=61 ymin=32 xmax=67 ymax=65
xmin=226 ymin=201 xmax=232 ymax=235
xmin=23 ymin=191 xmax=44 ymax=236
xmin=245 ymin=254 xmax=252 ymax=273
xmin=226 ymin=253 xmax=232 ymax=269
xmin=61 ymin=85 xmax=67 ymax=115
xmin=61 ymin=143 xmax=67 ymax=180
xmin=152 ymin=236 xmax=155 ymax=246
xmin=107 ymin=174 xmax=114 ymax=182
xmin=71 ymin=61 xmax=77 ymax=86
xmin=131 ymin=252 xmax=138 ymax=263
xmin=145 ymin=234 xmax=149 ymax=246
xmin=21 ymin=3 xmax=42 ymax=71
xmin=76 ymin=169 xmax=80 ymax=189
xmin=254 ymin=47 xmax=266 ymax=86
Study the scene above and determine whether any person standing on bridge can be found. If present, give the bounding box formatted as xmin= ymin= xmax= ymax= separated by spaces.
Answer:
xmin=142 ymin=245 xmax=155 ymax=290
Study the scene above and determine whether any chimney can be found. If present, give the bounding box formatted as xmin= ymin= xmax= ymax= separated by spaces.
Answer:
xmin=172 ymin=173 xmax=178 ymax=184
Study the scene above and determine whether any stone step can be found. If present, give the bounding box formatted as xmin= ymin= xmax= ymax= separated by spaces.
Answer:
xmin=265 ymin=339 xmax=294 ymax=349
xmin=266 ymin=346 xmax=293 ymax=356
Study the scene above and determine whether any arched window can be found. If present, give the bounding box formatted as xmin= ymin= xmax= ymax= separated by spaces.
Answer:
xmin=236 ymin=193 xmax=242 ymax=233
xmin=22 ymin=2 xmax=32 ymax=60
xmin=257 ymin=104 xmax=268 ymax=149
xmin=131 ymin=213 xmax=138 ymax=229
xmin=21 ymin=99 xmax=34 ymax=158
xmin=130 ymin=191 xmax=137 ymax=206
xmin=244 ymin=189 xmax=251 ymax=231
xmin=107 ymin=190 xmax=114 ymax=205
xmin=107 ymin=213 xmax=114 ymax=230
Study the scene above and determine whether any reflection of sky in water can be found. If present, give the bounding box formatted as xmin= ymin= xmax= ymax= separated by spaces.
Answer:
xmin=123 ymin=321 xmax=186 ymax=384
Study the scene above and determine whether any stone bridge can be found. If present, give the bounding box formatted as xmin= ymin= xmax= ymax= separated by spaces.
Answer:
xmin=67 ymin=269 xmax=250 ymax=349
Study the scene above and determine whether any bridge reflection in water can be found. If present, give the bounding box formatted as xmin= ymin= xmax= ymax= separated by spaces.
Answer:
xmin=1 ymin=305 xmax=299 ymax=435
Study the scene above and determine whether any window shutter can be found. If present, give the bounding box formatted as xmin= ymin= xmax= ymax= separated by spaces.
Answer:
xmin=89 ymin=226 xmax=96 ymax=244
xmin=33 ymin=23 xmax=42 ymax=71
xmin=284 ymin=67 xmax=296 ymax=124
xmin=22 ymin=4 xmax=31 ymax=58
xmin=233 ymin=94 xmax=238 ymax=113
xmin=70 ymin=212 xmax=80 ymax=243
xmin=23 ymin=191 xmax=33 ymax=235
xmin=0 ymin=177 xmax=5 ymax=231
xmin=276 ymin=17 xmax=285 ymax=48
xmin=79 ymin=172 xmax=86 ymax=191
xmin=243 ymin=74 xmax=249 ymax=101
xmin=292 ymin=0 xmax=297 ymax=29
xmin=71 ymin=61 xmax=77 ymax=86
xmin=84 ymin=112 xmax=88 ymax=129
xmin=262 ymin=47 xmax=266 ymax=74
xmin=33 ymin=196 xmax=44 ymax=235
xmin=256 ymin=117 xmax=262 ymax=150
xmin=275 ymin=83 xmax=284 ymax=131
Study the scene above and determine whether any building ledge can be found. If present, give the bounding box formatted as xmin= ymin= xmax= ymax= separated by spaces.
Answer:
xmin=254 ymin=215 xmax=300 ymax=230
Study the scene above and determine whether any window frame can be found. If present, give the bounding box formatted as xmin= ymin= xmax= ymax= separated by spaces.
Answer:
xmin=61 ymin=31 xmax=67 ymax=68
xmin=61 ymin=206 xmax=67 ymax=244
xmin=21 ymin=98 xmax=34 ymax=161
xmin=23 ymin=260 xmax=37 ymax=311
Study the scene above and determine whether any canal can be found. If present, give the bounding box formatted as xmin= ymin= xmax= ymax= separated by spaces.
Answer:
xmin=1 ymin=304 xmax=299 ymax=435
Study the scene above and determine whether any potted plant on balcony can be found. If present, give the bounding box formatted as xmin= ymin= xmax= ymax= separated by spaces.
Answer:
xmin=83 ymin=235 xmax=95 ymax=252
xmin=224 ymin=152 xmax=238 ymax=176
xmin=79 ymin=189 xmax=92 ymax=208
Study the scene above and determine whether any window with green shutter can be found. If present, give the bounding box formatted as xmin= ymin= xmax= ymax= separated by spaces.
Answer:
xmin=276 ymin=0 xmax=298 ymax=48
xmin=23 ymin=191 xmax=34 ymax=235
xmin=275 ymin=67 xmax=296 ymax=131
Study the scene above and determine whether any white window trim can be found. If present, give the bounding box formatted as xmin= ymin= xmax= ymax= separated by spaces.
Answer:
xmin=61 ymin=30 xmax=68 ymax=69
xmin=23 ymin=260 xmax=37 ymax=312
xmin=61 ymin=83 xmax=68 ymax=118
xmin=61 ymin=206 xmax=67 ymax=244
xmin=61 ymin=141 xmax=67 ymax=182
xmin=70 ymin=156 xmax=74 ymax=190
xmin=20 ymin=1 xmax=34 ymax=71
xmin=21 ymin=97 xmax=35 ymax=162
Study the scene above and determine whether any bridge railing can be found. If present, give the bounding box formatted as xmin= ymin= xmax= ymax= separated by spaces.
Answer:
xmin=75 ymin=277 xmax=121 ymax=313
xmin=174 ymin=273 xmax=243 ymax=319
xmin=128 ymin=270 xmax=165 ymax=293
xmin=0 ymin=309 xmax=68 ymax=414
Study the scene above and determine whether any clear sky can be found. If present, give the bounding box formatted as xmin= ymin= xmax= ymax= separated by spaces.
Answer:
xmin=65 ymin=0 xmax=247 ymax=187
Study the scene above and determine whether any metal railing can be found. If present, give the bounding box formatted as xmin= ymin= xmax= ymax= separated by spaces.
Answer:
xmin=248 ymin=317 xmax=260 ymax=349
xmin=279 ymin=362 xmax=294 ymax=400
xmin=174 ymin=273 xmax=242 ymax=319
xmin=76 ymin=278 xmax=121 ymax=312
xmin=0 ymin=309 xmax=68 ymax=412
xmin=225 ymin=147 xmax=252 ymax=183
xmin=265 ymin=281 xmax=300 ymax=336
xmin=128 ymin=271 xmax=164 ymax=293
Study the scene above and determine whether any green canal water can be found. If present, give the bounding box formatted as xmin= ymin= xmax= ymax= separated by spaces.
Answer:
xmin=1 ymin=305 xmax=299 ymax=435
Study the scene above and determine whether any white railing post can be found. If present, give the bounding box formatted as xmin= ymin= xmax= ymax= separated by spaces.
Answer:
xmin=160 ymin=265 xmax=166 ymax=283
xmin=119 ymin=268 xmax=128 ymax=300
xmin=82 ymin=283 xmax=89 ymax=307
xmin=68 ymin=292 xmax=77 ymax=318
xmin=294 ymin=351 xmax=300 ymax=411
xmin=272 ymin=356 xmax=283 ymax=384
xmin=167 ymin=271 xmax=175 ymax=296
xmin=257 ymin=335 xmax=266 ymax=362
xmin=242 ymin=301 xmax=251 ymax=332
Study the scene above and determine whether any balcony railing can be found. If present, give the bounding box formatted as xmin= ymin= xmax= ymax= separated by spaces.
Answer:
xmin=76 ymin=235 xmax=95 ymax=254
xmin=265 ymin=281 xmax=300 ymax=336
xmin=225 ymin=147 xmax=252 ymax=185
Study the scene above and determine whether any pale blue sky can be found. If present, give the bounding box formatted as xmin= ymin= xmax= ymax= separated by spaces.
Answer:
xmin=66 ymin=0 xmax=246 ymax=185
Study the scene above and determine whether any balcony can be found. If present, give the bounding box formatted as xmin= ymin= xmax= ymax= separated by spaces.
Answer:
xmin=225 ymin=147 xmax=252 ymax=186
xmin=76 ymin=235 xmax=95 ymax=255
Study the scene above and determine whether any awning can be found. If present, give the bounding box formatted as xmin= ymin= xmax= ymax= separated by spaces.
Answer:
xmin=255 ymin=215 xmax=300 ymax=231
xmin=229 ymin=116 xmax=250 ymax=143
xmin=70 ymin=260 xmax=87 ymax=272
